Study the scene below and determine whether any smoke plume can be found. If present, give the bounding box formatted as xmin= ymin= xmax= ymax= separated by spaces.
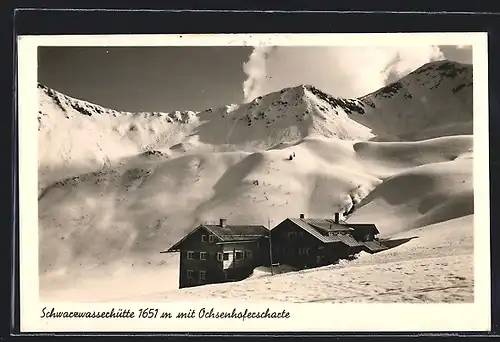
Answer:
xmin=242 ymin=46 xmax=276 ymax=103
xmin=241 ymin=46 xmax=445 ymax=100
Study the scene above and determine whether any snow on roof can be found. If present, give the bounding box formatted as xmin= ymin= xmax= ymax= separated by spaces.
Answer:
xmin=287 ymin=218 xmax=375 ymax=247
xmin=203 ymin=224 xmax=269 ymax=241
xmin=362 ymin=240 xmax=388 ymax=253
xmin=164 ymin=223 xmax=269 ymax=252
xmin=303 ymin=218 xmax=354 ymax=233
xmin=344 ymin=223 xmax=380 ymax=235
xmin=336 ymin=234 xmax=365 ymax=247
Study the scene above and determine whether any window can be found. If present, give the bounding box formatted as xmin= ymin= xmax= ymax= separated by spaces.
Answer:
xmin=235 ymin=251 xmax=244 ymax=260
xmin=299 ymin=248 xmax=310 ymax=256
xmin=209 ymin=235 xmax=214 ymax=243
xmin=288 ymin=232 xmax=296 ymax=239
xmin=223 ymin=253 xmax=229 ymax=261
xmin=187 ymin=270 xmax=194 ymax=279
xmin=299 ymin=232 xmax=304 ymax=237
xmin=199 ymin=271 xmax=206 ymax=280
xmin=200 ymin=252 xmax=207 ymax=260
xmin=246 ymin=251 xmax=253 ymax=259
xmin=217 ymin=252 xmax=223 ymax=261
xmin=187 ymin=251 xmax=195 ymax=259
xmin=201 ymin=234 xmax=207 ymax=242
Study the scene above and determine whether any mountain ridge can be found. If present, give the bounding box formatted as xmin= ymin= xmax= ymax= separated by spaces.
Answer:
xmin=38 ymin=60 xmax=473 ymax=192
xmin=38 ymin=60 xmax=472 ymax=145
xmin=38 ymin=60 xmax=472 ymax=119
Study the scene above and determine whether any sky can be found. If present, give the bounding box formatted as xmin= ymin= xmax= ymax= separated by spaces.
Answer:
xmin=38 ymin=45 xmax=472 ymax=113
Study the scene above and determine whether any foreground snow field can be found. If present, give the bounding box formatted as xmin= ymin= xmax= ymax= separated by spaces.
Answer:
xmin=40 ymin=214 xmax=473 ymax=303
xmin=152 ymin=215 xmax=473 ymax=303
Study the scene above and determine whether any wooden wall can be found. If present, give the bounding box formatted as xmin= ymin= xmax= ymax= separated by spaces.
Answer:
xmin=178 ymin=226 xmax=224 ymax=288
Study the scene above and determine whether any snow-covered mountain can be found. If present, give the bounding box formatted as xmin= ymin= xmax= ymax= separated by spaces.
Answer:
xmin=37 ymin=83 xmax=201 ymax=190
xmin=355 ymin=60 xmax=473 ymax=141
xmin=38 ymin=60 xmax=472 ymax=182
xmin=37 ymin=60 xmax=475 ymax=303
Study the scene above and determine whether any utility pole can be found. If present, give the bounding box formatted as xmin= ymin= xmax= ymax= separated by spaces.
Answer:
xmin=268 ymin=217 xmax=274 ymax=276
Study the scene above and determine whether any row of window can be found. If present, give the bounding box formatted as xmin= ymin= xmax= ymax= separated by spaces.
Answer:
xmin=288 ymin=231 xmax=373 ymax=238
xmin=274 ymin=246 xmax=311 ymax=255
xmin=328 ymin=231 xmax=349 ymax=237
xmin=201 ymin=234 xmax=215 ymax=243
xmin=298 ymin=248 xmax=311 ymax=256
xmin=186 ymin=269 xmax=230 ymax=281
xmin=186 ymin=269 xmax=206 ymax=280
xmin=200 ymin=231 xmax=370 ymax=244
xmin=186 ymin=250 xmax=253 ymax=261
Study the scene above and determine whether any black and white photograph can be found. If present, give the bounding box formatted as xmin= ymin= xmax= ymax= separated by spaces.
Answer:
xmin=18 ymin=33 xmax=490 ymax=332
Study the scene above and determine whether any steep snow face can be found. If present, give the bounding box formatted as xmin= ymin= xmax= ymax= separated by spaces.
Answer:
xmin=352 ymin=60 xmax=473 ymax=140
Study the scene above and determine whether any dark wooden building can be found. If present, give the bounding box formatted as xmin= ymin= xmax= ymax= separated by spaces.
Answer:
xmin=163 ymin=219 xmax=270 ymax=289
xmin=269 ymin=213 xmax=386 ymax=269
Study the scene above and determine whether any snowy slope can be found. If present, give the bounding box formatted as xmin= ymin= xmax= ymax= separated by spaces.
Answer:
xmin=38 ymin=60 xmax=472 ymax=183
xmin=191 ymin=84 xmax=374 ymax=150
xmin=41 ymin=214 xmax=473 ymax=303
xmin=38 ymin=84 xmax=200 ymax=190
xmin=38 ymin=138 xmax=383 ymax=275
xmin=39 ymin=82 xmax=376 ymax=161
xmin=37 ymin=60 xmax=475 ymax=302
xmin=352 ymin=60 xmax=473 ymax=140
xmin=38 ymin=134 xmax=473 ymax=298
xmin=348 ymin=157 xmax=473 ymax=236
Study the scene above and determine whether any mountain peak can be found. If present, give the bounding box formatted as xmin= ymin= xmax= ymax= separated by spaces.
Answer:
xmin=411 ymin=60 xmax=472 ymax=80
xmin=352 ymin=59 xmax=473 ymax=140
xmin=360 ymin=59 xmax=472 ymax=102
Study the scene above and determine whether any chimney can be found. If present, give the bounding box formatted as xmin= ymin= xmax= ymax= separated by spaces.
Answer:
xmin=334 ymin=213 xmax=340 ymax=224
xmin=219 ymin=218 xmax=227 ymax=228
xmin=299 ymin=213 xmax=305 ymax=219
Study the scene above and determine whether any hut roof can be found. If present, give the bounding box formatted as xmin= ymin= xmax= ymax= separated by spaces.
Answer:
xmin=163 ymin=223 xmax=269 ymax=252
xmin=285 ymin=217 xmax=377 ymax=247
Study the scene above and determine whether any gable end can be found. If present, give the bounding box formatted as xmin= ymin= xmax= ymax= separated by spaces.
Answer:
xmin=163 ymin=225 xmax=221 ymax=252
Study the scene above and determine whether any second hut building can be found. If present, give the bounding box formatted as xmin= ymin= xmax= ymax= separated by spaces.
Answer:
xmin=269 ymin=213 xmax=386 ymax=268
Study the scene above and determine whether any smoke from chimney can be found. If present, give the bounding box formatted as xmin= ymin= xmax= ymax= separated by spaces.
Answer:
xmin=240 ymin=45 xmax=444 ymax=102
xmin=242 ymin=46 xmax=275 ymax=103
